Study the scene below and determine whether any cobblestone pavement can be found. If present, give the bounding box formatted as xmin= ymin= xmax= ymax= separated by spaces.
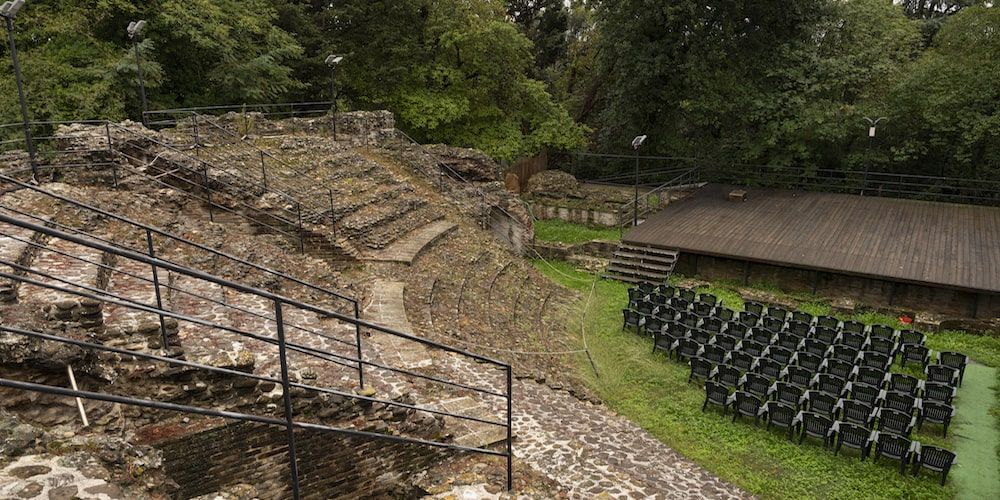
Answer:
xmin=362 ymin=271 xmax=750 ymax=499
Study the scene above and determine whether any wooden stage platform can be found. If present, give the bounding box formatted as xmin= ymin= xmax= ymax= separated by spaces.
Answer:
xmin=624 ymin=184 xmax=1000 ymax=294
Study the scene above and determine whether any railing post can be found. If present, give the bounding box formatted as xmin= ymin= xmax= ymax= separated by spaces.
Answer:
xmin=144 ymin=229 xmax=170 ymax=352
xmin=203 ymin=165 xmax=214 ymax=223
xmin=327 ymin=188 xmax=335 ymax=219
xmin=273 ymin=301 xmax=302 ymax=500
xmin=260 ymin=151 xmax=268 ymax=190
xmin=105 ymin=123 xmax=118 ymax=188
xmin=296 ymin=202 xmax=304 ymax=254
xmin=506 ymin=365 xmax=513 ymax=492
xmin=191 ymin=112 xmax=201 ymax=152
xmin=354 ymin=300 xmax=364 ymax=389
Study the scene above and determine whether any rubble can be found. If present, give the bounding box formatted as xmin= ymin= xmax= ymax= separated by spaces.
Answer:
xmin=525 ymin=170 xmax=582 ymax=199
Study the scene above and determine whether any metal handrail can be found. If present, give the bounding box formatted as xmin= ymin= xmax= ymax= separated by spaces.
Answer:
xmin=108 ymin=122 xmax=303 ymax=209
xmin=0 ymin=114 xmax=516 ymax=492
xmin=144 ymin=101 xmax=334 ymax=118
xmin=0 ymin=227 xmax=355 ymax=351
xmin=0 ymin=174 xmax=353 ymax=305
xmin=618 ymin=167 xmax=700 ymax=235
xmin=0 ymin=212 xmax=509 ymax=370
xmin=0 ymin=212 xmax=515 ymax=492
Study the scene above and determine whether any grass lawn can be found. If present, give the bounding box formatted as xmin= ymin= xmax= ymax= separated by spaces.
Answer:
xmin=533 ymin=219 xmax=620 ymax=245
xmin=535 ymin=260 xmax=1000 ymax=500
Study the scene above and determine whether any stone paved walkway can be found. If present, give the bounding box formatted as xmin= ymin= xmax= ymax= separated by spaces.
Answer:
xmin=363 ymin=273 xmax=751 ymax=499
xmin=365 ymin=279 xmax=433 ymax=369
xmin=365 ymin=220 xmax=457 ymax=264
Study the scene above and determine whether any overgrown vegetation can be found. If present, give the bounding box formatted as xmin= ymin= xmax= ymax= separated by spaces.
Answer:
xmin=535 ymin=260 xmax=1000 ymax=499
xmin=2 ymin=1 xmax=995 ymax=175
xmin=533 ymin=219 xmax=619 ymax=245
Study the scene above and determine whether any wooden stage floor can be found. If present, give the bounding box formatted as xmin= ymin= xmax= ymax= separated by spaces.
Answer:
xmin=624 ymin=184 xmax=1000 ymax=293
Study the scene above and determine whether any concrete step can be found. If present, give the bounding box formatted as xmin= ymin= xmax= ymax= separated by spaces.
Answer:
xmin=608 ymin=258 xmax=674 ymax=273
xmin=604 ymin=242 xmax=679 ymax=285
xmin=619 ymin=244 xmax=678 ymax=259
xmin=604 ymin=265 xmax=671 ymax=281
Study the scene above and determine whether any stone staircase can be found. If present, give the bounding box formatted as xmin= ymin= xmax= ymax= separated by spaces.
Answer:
xmin=604 ymin=243 xmax=679 ymax=284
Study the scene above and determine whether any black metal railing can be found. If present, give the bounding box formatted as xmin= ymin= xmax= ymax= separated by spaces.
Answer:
xmin=0 ymin=211 xmax=514 ymax=496
xmin=556 ymin=152 xmax=1000 ymax=207
xmin=151 ymin=111 xmax=341 ymax=223
xmin=701 ymin=163 xmax=1000 ymax=206
xmin=143 ymin=101 xmax=335 ymax=130
xmin=617 ymin=166 xmax=701 ymax=235
xmin=0 ymin=120 xmax=324 ymax=252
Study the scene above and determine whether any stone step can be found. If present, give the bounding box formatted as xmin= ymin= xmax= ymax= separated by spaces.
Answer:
xmin=17 ymin=237 xmax=109 ymax=328
xmin=613 ymin=249 xmax=676 ymax=264
xmin=339 ymin=195 xmax=426 ymax=240
xmin=366 ymin=219 xmax=457 ymax=265
xmin=0 ymin=218 xmax=41 ymax=302
xmin=102 ymin=257 xmax=180 ymax=350
xmin=603 ymin=266 xmax=671 ymax=284
xmin=361 ymin=205 xmax=443 ymax=251
xmin=434 ymin=396 xmax=509 ymax=449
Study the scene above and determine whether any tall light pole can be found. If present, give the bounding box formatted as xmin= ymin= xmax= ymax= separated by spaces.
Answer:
xmin=631 ymin=134 xmax=647 ymax=227
xmin=127 ymin=20 xmax=148 ymax=126
xmin=325 ymin=55 xmax=344 ymax=140
xmin=861 ymin=117 xmax=885 ymax=196
xmin=2 ymin=0 xmax=37 ymax=182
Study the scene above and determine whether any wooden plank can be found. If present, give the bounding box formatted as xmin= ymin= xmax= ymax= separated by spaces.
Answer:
xmin=623 ymin=184 xmax=1000 ymax=293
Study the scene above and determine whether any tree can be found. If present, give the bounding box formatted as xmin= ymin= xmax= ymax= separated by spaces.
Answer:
xmin=284 ymin=0 xmax=586 ymax=160
xmin=889 ymin=6 xmax=1000 ymax=179
xmin=592 ymin=0 xmax=829 ymax=159
xmin=899 ymin=0 xmax=984 ymax=43
xmin=0 ymin=0 xmax=301 ymax=126
xmin=506 ymin=0 xmax=570 ymax=75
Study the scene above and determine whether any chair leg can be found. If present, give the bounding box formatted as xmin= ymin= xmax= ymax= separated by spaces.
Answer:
xmin=943 ymin=421 xmax=949 ymax=437
xmin=701 ymin=400 xmax=708 ymax=412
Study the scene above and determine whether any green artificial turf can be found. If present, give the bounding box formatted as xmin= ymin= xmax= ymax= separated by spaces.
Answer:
xmin=535 ymin=260 xmax=1000 ymax=499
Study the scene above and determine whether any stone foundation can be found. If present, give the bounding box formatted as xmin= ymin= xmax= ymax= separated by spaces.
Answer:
xmin=154 ymin=420 xmax=452 ymax=499
xmin=530 ymin=202 xmax=620 ymax=227
xmin=675 ymin=253 xmax=1000 ymax=320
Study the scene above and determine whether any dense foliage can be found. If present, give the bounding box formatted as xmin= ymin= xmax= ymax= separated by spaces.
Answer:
xmin=0 ymin=0 xmax=995 ymax=176
xmin=580 ymin=0 xmax=998 ymax=180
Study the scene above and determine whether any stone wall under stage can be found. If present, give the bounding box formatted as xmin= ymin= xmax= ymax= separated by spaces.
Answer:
xmin=675 ymin=253 xmax=1000 ymax=320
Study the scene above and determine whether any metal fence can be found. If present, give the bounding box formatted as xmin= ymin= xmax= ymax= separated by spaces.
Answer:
xmin=0 ymin=120 xmax=515 ymax=495
xmin=557 ymin=152 xmax=1000 ymax=207
xmin=143 ymin=101 xmax=336 ymax=129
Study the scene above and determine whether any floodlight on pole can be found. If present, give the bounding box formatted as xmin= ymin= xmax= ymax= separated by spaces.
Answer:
xmin=128 ymin=20 xmax=149 ymax=126
xmin=326 ymin=55 xmax=344 ymax=140
xmin=1 ymin=0 xmax=24 ymax=17
xmin=2 ymin=0 xmax=37 ymax=182
xmin=861 ymin=117 xmax=886 ymax=196
xmin=632 ymin=135 xmax=648 ymax=227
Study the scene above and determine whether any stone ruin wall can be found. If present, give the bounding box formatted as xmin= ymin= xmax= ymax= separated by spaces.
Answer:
xmin=151 ymin=420 xmax=453 ymax=499
xmin=206 ymin=110 xmax=398 ymax=147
